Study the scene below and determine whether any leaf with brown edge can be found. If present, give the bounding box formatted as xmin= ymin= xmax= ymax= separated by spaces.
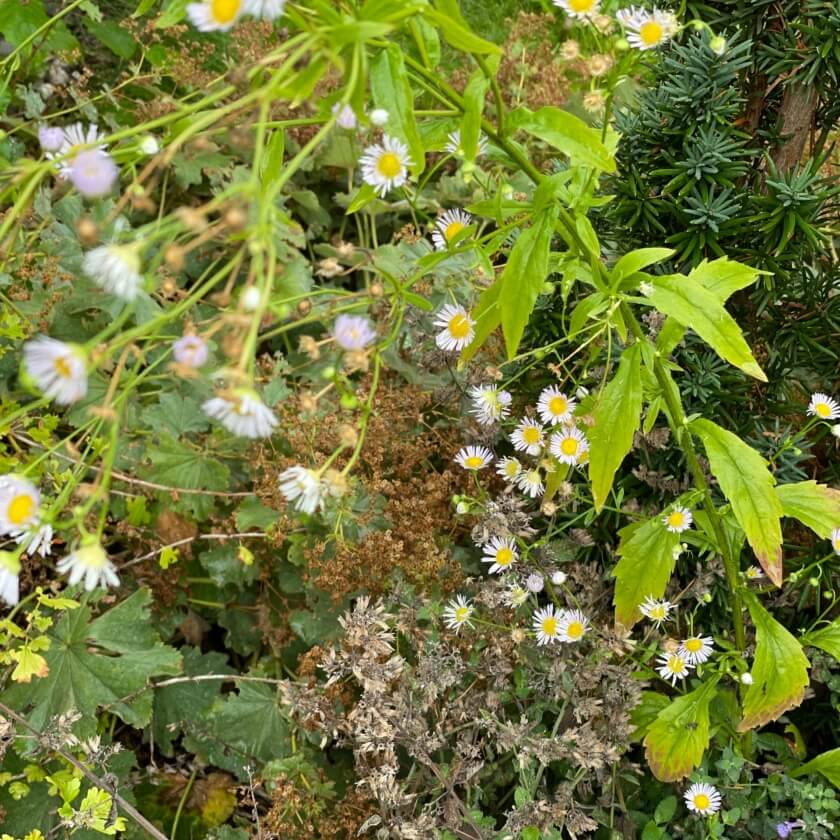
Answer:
xmin=776 ymin=481 xmax=840 ymax=540
xmin=738 ymin=591 xmax=810 ymax=732
xmin=644 ymin=677 xmax=719 ymax=782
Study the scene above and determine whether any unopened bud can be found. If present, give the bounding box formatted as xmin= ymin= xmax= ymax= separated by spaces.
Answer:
xmin=223 ymin=206 xmax=248 ymax=231
xmin=369 ymin=282 xmax=384 ymax=298
xmin=338 ymin=425 xmax=358 ymax=448
xmin=76 ymin=216 xmax=99 ymax=246
xmin=164 ymin=244 xmax=185 ymax=272
xmin=455 ymin=501 xmax=470 ymax=515
xmin=297 ymin=299 xmax=312 ymax=316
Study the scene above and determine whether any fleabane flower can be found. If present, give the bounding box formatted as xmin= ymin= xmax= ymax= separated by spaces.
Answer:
xmin=516 ymin=468 xmax=545 ymax=498
xmin=360 ymin=134 xmax=413 ymax=197
xmin=482 ymin=536 xmax=519 ymax=574
xmin=173 ymin=334 xmax=209 ymax=368
xmin=549 ymin=427 xmax=589 ymax=465
xmin=83 ymin=244 xmax=144 ymax=301
xmin=831 ymin=528 xmax=840 ymax=555
xmin=432 ymin=209 xmax=472 ymax=251
xmin=434 ymin=304 xmax=474 ymax=352
xmin=537 ymin=386 xmax=576 ymax=426
xmin=469 ymin=385 xmax=512 ymax=425
xmin=0 ymin=551 xmax=21 ymax=606
xmin=558 ymin=609 xmax=590 ymax=643
xmin=0 ymin=476 xmax=40 ymax=535
xmin=455 ymin=445 xmax=493 ymax=471
xmin=47 ymin=123 xmax=105 ymax=176
xmin=279 ymin=466 xmax=325 ymax=514
xmin=552 ymin=0 xmax=600 ymax=19
xmin=678 ymin=635 xmax=714 ymax=665
xmin=496 ymin=456 xmax=522 ymax=482
xmin=444 ymin=129 xmax=489 ymax=159
xmin=333 ymin=314 xmax=376 ymax=351
xmin=443 ymin=595 xmax=474 ymax=634
xmin=39 ymin=125 xmax=66 ymax=153
xmin=331 ymin=102 xmax=357 ymax=130
xmin=807 ymin=392 xmax=840 ymax=420
xmin=187 ymin=0 xmax=244 ymax=31
xmin=57 ymin=541 xmax=120 ymax=591
xmin=14 ymin=523 xmax=54 ymax=558
xmin=663 ymin=504 xmax=693 ymax=533
xmin=532 ymin=604 xmax=562 ymax=646
xmin=616 ymin=6 xmax=678 ymax=50
xmin=656 ymin=651 xmax=693 ymax=685
xmin=202 ymin=389 xmax=277 ymax=438
xmin=68 ymin=149 xmax=119 ymax=198
xmin=23 ymin=337 xmax=88 ymax=405
xmin=506 ymin=584 xmax=529 ymax=607
xmin=745 ymin=564 xmax=765 ymax=579
xmin=511 ymin=418 xmax=545 ymax=456
xmin=684 ymin=783 xmax=722 ymax=816
xmin=244 ymin=0 xmax=285 ymax=20
xmin=640 ymin=595 xmax=674 ymax=626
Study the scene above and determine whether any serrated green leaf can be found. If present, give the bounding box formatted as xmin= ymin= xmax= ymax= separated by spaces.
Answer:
xmin=142 ymin=393 xmax=210 ymax=437
xmin=776 ymin=481 xmax=840 ymax=539
xmin=144 ymin=435 xmax=230 ymax=493
xmin=691 ymin=418 xmax=784 ymax=585
xmin=790 ymin=748 xmax=840 ymax=788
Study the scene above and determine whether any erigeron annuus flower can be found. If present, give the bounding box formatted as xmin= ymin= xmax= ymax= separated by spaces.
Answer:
xmin=617 ymin=6 xmax=678 ymax=50
xmin=526 ymin=572 xmax=544 ymax=593
xmin=657 ymin=651 xmax=693 ymax=685
xmin=173 ymin=334 xmax=209 ymax=368
xmin=333 ymin=314 xmax=376 ymax=351
xmin=678 ymin=635 xmax=714 ymax=665
xmin=537 ymin=386 xmax=576 ymax=426
xmin=0 ymin=476 xmax=40 ymax=535
xmin=279 ymin=466 xmax=325 ymax=514
xmin=83 ymin=244 xmax=144 ymax=301
xmin=831 ymin=528 xmax=840 ymax=555
xmin=47 ymin=123 xmax=105 ymax=176
xmin=552 ymin=0 xmax=601 ymax=19
xmin=57 ymin=541 xmax=120 ymax=591
xmin=68 ymin=149 xmax=119 ymax=198
xmin=745 ymin=564 xmax=765 ymax=579
xmin=511 ymin=419 xmax=545 ymax=455
xmin=496 ymin=456 xmax=522 ymax=482
xmin=663 ymin=504 xmax=693 ymax=533
xmin=331 ymin=102 xmax=357 ymax=130
xmin=455 ymin=445 xmax=493 ymax=471
xmin=39 ymin=125 xmax=66 ymax=153
xmin=245 ymin=0 xmax=286 ymax=21
xmin=187 ymin=0 xmax=244 ymax=31
xmin=434 ymin=304 xmax=475 ymax=352
xmin=432 ymin=209 xmax=472 ymax=251
xmin=444 ymin=129 xmax=488 ymax=159
xmin=506 ymin=584 xmax=529 ymax=607
xmin=482 ymin=536 xmax=519 ymax=574
xmin=533 ymin=604 xmax=562 ymax=645
xmin=683 ymin=782 xmax=722 ymax=816
xmin=14 ymin=523 xmax=54 ymax=558
xmin=559 ymin=609 xmax=589 ymax=643
xmin=640 ymin=595 xmax=674 ymax=626
xmin=549 ymin=426 xmax=589 ymax=465
xmin=202 ymin=389 xmax=278 ymax=438
xmin=516 ymin=468 xmax=545 ymax=498
xmin=470 ymin=385 xmax=512 ymax=425
xmin=360 ymin=134 xmax=413 ymax=197
xmin=0 ymin=551 xmax=21 ymax=606
xmin=807 ymin=392 xmax=840 ymax=420
xmin=23 ymin=336 xmax=88 ymax=405
xmin=443 ymin=595 xmax=474 ymax=634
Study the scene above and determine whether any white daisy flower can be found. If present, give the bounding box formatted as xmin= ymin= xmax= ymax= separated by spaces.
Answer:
xmin=444 ymin=129 xmax=489 ymax=158
xmin=23 ymin=337 xmax=88 ymax=405
xmin=515 ymin=468 xmax=545 ymax=498
xmin=532 ymin=604 xmax=562 ymax=646
xmin=684 ymin=782 xmax=722 ymax=816
xmin=443 ymin=594 xmax=474 ymax=634
xmin=616 ymin=6 xmax=679 ymax=50
xmin=745 ymin=565 xmax=765 ymax=579
xmin=13 ymin=523 xmax=54 ymax=558
xmin=831 ymin=528 xmax=840 ymax=555
xmin=469 ymin=385 xmax=512 ymax=425
xmin=0 ymin=551 xmax=21 ymax=606
xmin=505 ymin=584 xmax=529 ymax=607
xmin=333 ymin=314 xmax=376 ymax=351
xmin=807 ymin=392 xmax=840 ymax=421
xmin=83 ymin=244 xmax=144 ymax=301
xmin=640 ymin=595 xmax=674 ymax=626
xmin=331 ymin=102 xmax=357 ymax=130
xmin=187 ymin=0 xmax=244 ymax=31
xmin=244 ymin=0 xmax=285 ymax=20
xmin=56 ymin=541 xmax=120 ymax=591
xmin=537 ymin=386 xmax=576 ymax=426
xmin=482 ymin=536 xmax=519 ymax=574
xmin=549 ymin=427 xmax=589 ymax=465
xmin=434 ymin=304 xmax=475 ymax=352
xmin=552 ymin=0 xmax=600 ymax=19
xmin=455 ymin=445 xmax=493 ymax=471
xmin=278 ymin=465 xmax=325 ymax=514
xmin=656 ymin=651 xmax=693 ymax=685
xmin=360 ymin=134 xmax=413 ymax=197
xmin=558 ymin=609 xmax=590 ymax=643
xmin=526 ymin=572 xmax=544 ymax=593
xmin=510 ymin=418 xmax=546 ymax=455
xmin=496 ymin=456 xmax=522 ymax=482
xmin=46 ymin=123 xmax=104 ymax=176
xmin=0 ymin=476 xmax=40 ymax=535
xmin=678 ymin=635 xmax=714 ymax=665
xmin=202 ymin=389 xmax=277 ymax=438
xmin=432 ymin=209 xmax=472 ymax=251
xmin=173 ymin=334 xmax=209 ymax=368
xmin=663 ymin=504 xmax=693 ymax=533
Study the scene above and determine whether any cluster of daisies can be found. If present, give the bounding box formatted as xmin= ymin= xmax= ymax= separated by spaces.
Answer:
xmin=553 ymin=0 xmax=680 ymax=51
xmin=0 ymin=475 xmax=119 ymax=606
xmin=186 ymin=0 xmax=284 ymax=32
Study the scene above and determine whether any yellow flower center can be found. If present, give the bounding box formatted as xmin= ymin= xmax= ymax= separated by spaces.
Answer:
xmin=522 ymin=427 xmax=542 ymax=445
xmin=444 ymin=221 xmax=465 ymax=242
xmin=569 ymin=0 xmax=595 ymax=11
xmin=668 ymin=658 xmax=685 ymax=674
xmin=78 ymin=544 xmax=107 ymax=569
xmin=504 ymin=462 xmax=519 ymax=477
xmin=448 ymin=313 xmax=471 ymax=339
xmin=542 ymin=617 xmax=557 ymax=637
xmin=495 ymin=547 xmax=514 ymax=566
xmin=833 ymin=539 xmax=840 ymax=552
xmin=455 ymin=607 xmax=469 ymax=622
xmin=560 ymin=437 xmax=579 ymax=456
xmin=8 ymin=493 xmax=35 ymax=526
xmin=693 ymin=794 xmax=710 ymax=810
xmin=464 ymin=456 xmax=484 ymax=469
xmin=815 ymin=401 xmax=832 ymax=417
xmin=639 ymin=21 xmax=663 ymax=46
xmin=684 ymin=638 xmax=702 ymax=652
xmin=667 ymin=511 xmax=684 ymax=528
xmin=548 ymin=396 xmax=568 ymax=416
xmin=650 ymin=606 xmax=666 ymax=620
xmin=566 ymin=621 xmax=584 ymax=639
xmin=376 ymin=151 xmax=402 ymax=179
xmin=212 ymin=0 xmax=242 ymax=24
xmin=54 ymin=355 xmax=72 ymax=378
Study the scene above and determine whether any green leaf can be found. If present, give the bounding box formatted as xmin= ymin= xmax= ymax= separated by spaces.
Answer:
xmin=458 ymin=278 xmax=501 ymax=366
xmin=654 ymin=796 xmax=677 ymax=825
xmin=776 ymin=481 xmax=840 ymax=539
xmin=691 ymin=418 xmax=784 ymax=585
xmin=83 ymin=18 xmax=137 ymax=58
xmin=631 ymin=691 xmax=670 ymax=740
xmin=235 ymin=497 xmax=279 ymax=531
xmin=644 ymin=678 xmax=719 ymax=782
xmin=426 ymin=1 xmax=501 ymax=54
xmin=460 ymin=69 xmax=490 ymax=166
xmin=612 ymin=248 xmax=674 ymax=283
xmin=142 ymin=393 xmax=210 ymax=437
xmin=345 ymin=182 xmax=377 ymax=214
xmin=499 ymin=206 xmax=558 ymax=359
xmin=790 ymin=748 xmax=840 ymax=788
xmin=801 ymin=620 xmax=840 ymax=661
xmin=612 ymin=516 xmax=680 ymax=628
xmin=144 ymin=435 xmax=230 ymax=492
xmin=645 ymin=274 xmax=766 ymax=380
xmin=589 ymin=342 xmax=643 ymax=513
xmin=738 ymin=591 xmax=810 ymax=732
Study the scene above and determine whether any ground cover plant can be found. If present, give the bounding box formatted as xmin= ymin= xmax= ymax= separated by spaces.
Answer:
xmin=1 ymin=0 xmax=840 ymax=837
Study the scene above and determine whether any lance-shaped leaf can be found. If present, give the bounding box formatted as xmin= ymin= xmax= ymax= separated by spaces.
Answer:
xmin=458 ymin=277 xmax=501 ymax=366
xmin=790 ymin=748 xmax=840 ymax=788
xmin=612 ymin=517 xmax=680 ymax=628
xmin=802 ymin=620 xmax=840 ymax=660
xmin=644 ymin=678 xmax=719 ymax=782
xmin=738 ymin=591 xmax=810 ymax=732
xmin=645 ymin=273 xmax=766 ymax=380
xmin=611 ymin=247 xmax=674 ymax=285
xmin=589 ymin=342 xmax=643 ymax=512
xmin=691 ymin=418 xmax=784 ymax=585
xmin=776 ymin=481 xmax=840 ymax=540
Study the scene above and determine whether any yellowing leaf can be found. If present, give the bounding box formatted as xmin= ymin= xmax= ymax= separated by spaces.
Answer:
xmin=691 ymin=418 xmax=784 ymax=585
xmin=776 ymin=481 xmax=840 ymax=540
xmin=11 ymin=645 xmax=49 ymax=683
xmin=738 ymin=591 xmax=810 ymax=732
xmin=159 ymin=545 xmax=179 ymax=569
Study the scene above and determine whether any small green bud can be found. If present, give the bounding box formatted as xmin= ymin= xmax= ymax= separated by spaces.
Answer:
xmin=276 ymin=303 xmax=292 ymax=319
xmin=456 ymin=501 xmax=470 ymax=515
xmin=541 ymin=281 xmax=555 ymax=295
xmin=320 ymin=365 xmax=336 ymax=380
xmin=709 ymin=35 xmax=727 ymax=55
xmin=534 ymin=348 xmax=546 ymax=360
xmin=340 ymin=393 xmax=358 ymax=410
xmin=809 ymin=576 xmax=820 ymax=587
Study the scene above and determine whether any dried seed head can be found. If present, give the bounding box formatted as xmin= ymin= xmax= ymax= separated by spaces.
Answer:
xmin=223 ymin=206 xmax=248 ymax=231
xmin=164 ymin=244 xmax=185 ymax=272
xmin=297 ymin=299 xmax=312 ymax=317
xmin=369 ymin=282 xmax=384 ymax=298
xmin=76 ymin=216 xmax=100 ymax=246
